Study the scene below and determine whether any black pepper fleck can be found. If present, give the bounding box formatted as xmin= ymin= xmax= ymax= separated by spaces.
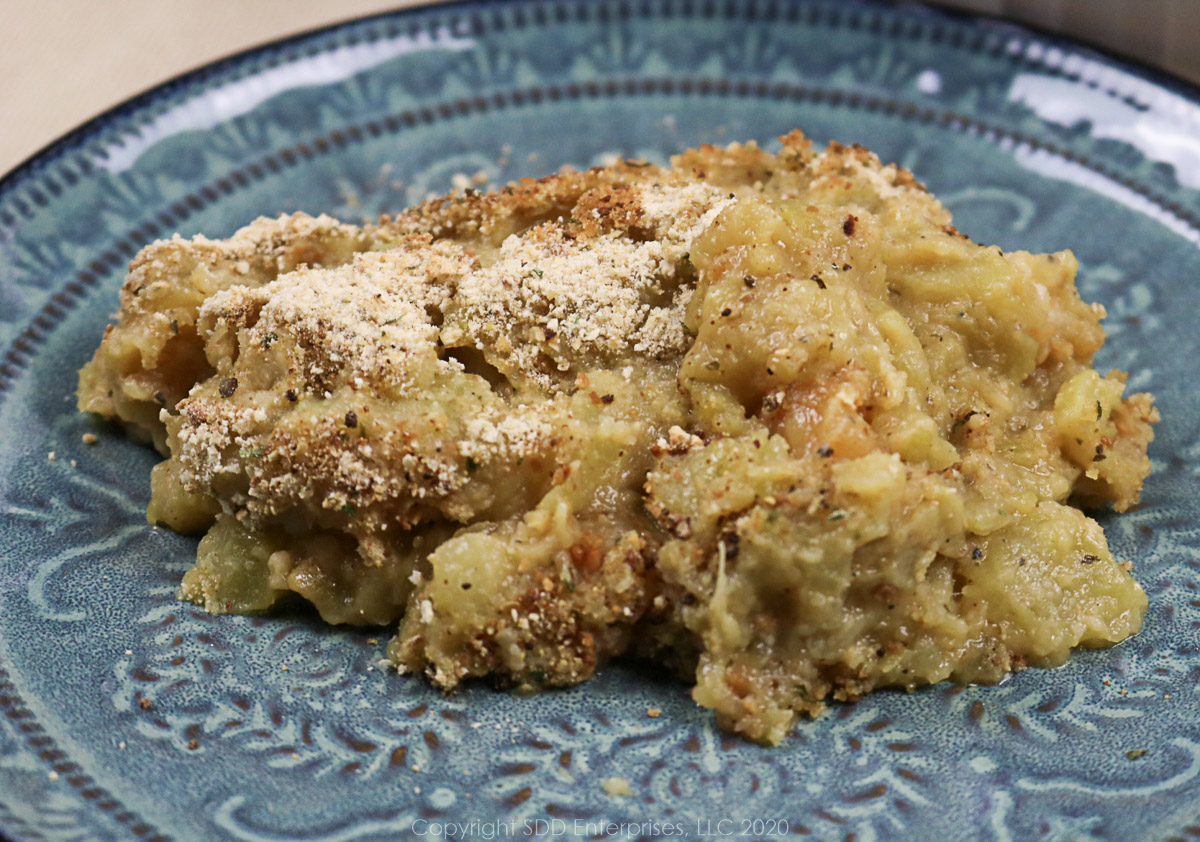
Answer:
xmin=721 ymin=532 xmax=740 ymax=560
xmin=218 ymin=377 xmax=238 ymax=398
xmin=345 ymin=410 xmax=358 ymax=428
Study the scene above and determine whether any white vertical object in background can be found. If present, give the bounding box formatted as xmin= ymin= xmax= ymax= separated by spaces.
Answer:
xmin=935 ymin=0 xmax=1198 ymax=86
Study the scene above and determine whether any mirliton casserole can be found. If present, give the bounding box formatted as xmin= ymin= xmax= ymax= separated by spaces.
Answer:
xmin=78 ymin=132 xmax=1158 ymax=744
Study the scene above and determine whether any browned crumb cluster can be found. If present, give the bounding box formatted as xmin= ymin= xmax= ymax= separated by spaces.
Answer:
xmin=79 ymin=131 xmax=1157 ymax=743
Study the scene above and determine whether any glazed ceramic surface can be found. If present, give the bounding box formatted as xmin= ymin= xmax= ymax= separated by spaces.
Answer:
xmin=3 ymin=1 xmax=1200 ymax=840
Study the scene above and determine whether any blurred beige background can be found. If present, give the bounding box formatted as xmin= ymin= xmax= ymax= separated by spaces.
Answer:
xmin=3 ymin=1 xmax=1199 ymax=176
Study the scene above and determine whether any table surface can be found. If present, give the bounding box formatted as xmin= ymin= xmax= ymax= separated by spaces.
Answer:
xmin=0 ymin=1 xmax=418 ymax=176
xmin=2 ymin=0 xmax=1199 ymax=177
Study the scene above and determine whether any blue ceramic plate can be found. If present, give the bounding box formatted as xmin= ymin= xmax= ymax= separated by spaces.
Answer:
xmin=3 ymin=2 xmax=1200 ymax=839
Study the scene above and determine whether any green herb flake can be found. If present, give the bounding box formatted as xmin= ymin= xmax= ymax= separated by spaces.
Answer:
xmin=238 ymin=446 xmax=265 ymax=459
xmin=340 ymin=503 xmax=357 ymax=515
xmin=531 ymin=268 xmax=544 ymax=278
xmin=1126 ymin=748 xmax=1149 ymax=760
